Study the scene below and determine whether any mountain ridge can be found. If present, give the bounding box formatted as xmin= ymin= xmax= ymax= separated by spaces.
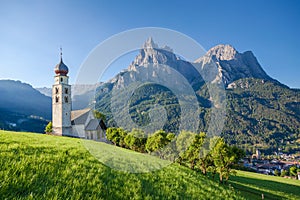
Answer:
xmin=105 ymin=40 xmax=276 ymax=90
xmin=0 ymin=80 xmax=51 ymax=132
xmin=195 ymin=44 xmax=273 ymax=86
xmin=0 ymin=80 xmax=51 ymax=119
xmin=94 ymin=39 xmax=300 ymax=153
xmin=1 ymin=39 xmax=299 ymax=153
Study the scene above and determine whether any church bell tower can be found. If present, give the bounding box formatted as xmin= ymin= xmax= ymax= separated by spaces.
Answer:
xmin=52 ymin=49 xmax=72 ymax=136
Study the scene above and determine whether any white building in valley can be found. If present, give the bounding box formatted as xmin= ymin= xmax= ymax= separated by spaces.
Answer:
xmin=51 ymin=51 xmax=107 ymax=141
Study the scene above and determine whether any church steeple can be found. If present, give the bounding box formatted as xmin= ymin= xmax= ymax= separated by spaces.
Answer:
xmin=52 ymin=48 xmax=72 ymax=136
xmin=54 ymin=47 xmax=69 ymax=76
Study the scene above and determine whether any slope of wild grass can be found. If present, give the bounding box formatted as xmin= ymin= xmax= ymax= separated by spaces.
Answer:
xmin=0 ymin=131 xmax=242 ymax=199
xmin=0 ymin=131 xmax=299 ymax=199
xmin=82 ymin=139 xmax=171 ymax=173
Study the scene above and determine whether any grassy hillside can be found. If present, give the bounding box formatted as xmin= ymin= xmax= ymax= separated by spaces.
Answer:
xmin=229 ymin=170 xmax=300 ymax=200
xmin=0 ymin=131 xmax=299 ymax=199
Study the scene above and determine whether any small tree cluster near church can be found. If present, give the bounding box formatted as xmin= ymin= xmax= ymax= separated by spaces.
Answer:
xmin=45 ymin=122 xmax=52 ymax=134
xmin=93 ymin=110 xmax=106 ymax=121
xmin=106 ymin=127 xmax=245 ymax=183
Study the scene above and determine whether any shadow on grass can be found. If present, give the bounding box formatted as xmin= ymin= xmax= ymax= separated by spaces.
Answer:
xmin=96 ymin=163 xmax=241 ymax=199
xmin=229 ymin=180 xmax=284 ymax=200
xmin=229 ymin=175 xmax=300 ymax=200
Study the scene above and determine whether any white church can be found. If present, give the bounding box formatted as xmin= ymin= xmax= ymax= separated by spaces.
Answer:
xmin=51 ymin=51 xmax=107 ymax=142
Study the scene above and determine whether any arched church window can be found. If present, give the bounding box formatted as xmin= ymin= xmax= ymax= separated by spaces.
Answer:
xmin=55 ymin=96 xmax=59 ymax=103
xmin=65 ymin=88 xmax=68 ymax=94
xmin=61 ymin=77 xmax=63 ymax=82
xmin=65 ymin=96 xmax=68 ymax=103
xmin=55 ymin=87 xmax=59 ymax=94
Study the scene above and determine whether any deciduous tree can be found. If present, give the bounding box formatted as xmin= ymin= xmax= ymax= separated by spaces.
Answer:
xmin=124 ymin=129 xmax=147 ymax=152
xmin=45 ymin=122 xmax=52 ymax=134
xmin=93 ymin=110 xmax=106 ymax=121
xmin=106 ymin=127 xmax=127 ymax=146
xmin=211 ymin=137 xmax=243 ymax=183
xmin=145 ymin=130 xmax=175 ymax=155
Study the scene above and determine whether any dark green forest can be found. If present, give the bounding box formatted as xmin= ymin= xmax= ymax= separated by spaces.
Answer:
xmin=95 ymin=78 xmax=300 ymax=154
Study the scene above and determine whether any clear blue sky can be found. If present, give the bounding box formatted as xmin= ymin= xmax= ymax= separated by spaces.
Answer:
xmin=0 ymin=0 xmax=299 ymax=88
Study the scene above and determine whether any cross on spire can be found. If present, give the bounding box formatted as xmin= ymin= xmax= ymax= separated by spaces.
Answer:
xmin=60 ymin=46 xmax=63 ymax=60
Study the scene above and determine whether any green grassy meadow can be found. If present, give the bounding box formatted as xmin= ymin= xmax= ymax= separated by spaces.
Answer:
xmin=229 ymin=170 xmax=300 ymax=200
xmin=82 ymin=139 xmax=171 ymax=173
xmin=0 ymin=131 xmax=299 ymax=199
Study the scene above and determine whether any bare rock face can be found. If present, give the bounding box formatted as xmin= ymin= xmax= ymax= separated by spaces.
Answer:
xmin=103 ymin=39 xmax=274 ymax=93
xmin=204 ymin=44 xmax=238 ymax=61
xmin=195 ymin=44 xmax=272 ymax=86
xmin=129 ymin=37 xmax=177 ymax=68
xmin=115 ymin=38 xmax=203 ymax=89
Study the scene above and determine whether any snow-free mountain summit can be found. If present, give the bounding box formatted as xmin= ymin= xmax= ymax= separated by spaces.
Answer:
xmin=94 ymin=38 xmax=299 ymax=153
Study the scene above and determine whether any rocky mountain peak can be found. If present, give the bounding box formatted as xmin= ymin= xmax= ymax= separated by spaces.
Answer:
xmin=110 ymin=39 xmax=273 ymax=89
xmin=205 ymin=44 xmax=238 ymax=61
xmin=107 ymin=38 xmax=203 ymax=89
xmin=143 ymin=37 xmax=159 ymax=49
xmin=130 ymin=38 xmax=177 ymax=68
xmin=195 ymin=44 xmax=272 ymax=86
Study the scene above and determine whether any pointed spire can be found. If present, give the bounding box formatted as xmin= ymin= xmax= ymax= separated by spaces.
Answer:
xmin=143 ymin=37 xmax=158 ymax=49
xmin=60 ymin=46 xmax=63 ymax=61
xmin=147 ymin=37 xmax=154 ymax=44
xmin=54 ymin=46 xmax=69 ymax=76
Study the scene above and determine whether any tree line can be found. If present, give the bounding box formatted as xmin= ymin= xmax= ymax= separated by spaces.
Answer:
xmin=274 ymin=166 xmax=300 ymax=178
xmin=106 ymin=127 xmax=245 ymax=183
